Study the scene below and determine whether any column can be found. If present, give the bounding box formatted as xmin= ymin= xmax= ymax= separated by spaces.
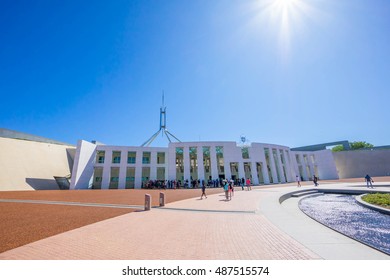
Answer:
xmin=224 ymin=159 xmax=232 ymax=180
xmin=118 ymin=149 xmax=127 ymax=189
xmin=299 ymin=154 xmax=308 ymax=180
xmin=150 ymin=151 xmax=157 ymax=180
xmin=268 ymin=148 xmax=278 ymax=183
xmin=168 ymin=146 xmax=176 ymax=181
xmin=101 ymin=149 xmax=112 ymax=189
xmin=183 ymin=146 xmax=190 ymax=182
xmin=276 ymin=150 xmax=286 ymax=183
xmin=259 ymin=161 xmax=268 ymax=184
xmin=283 ymin=150 xmax=293 ymax=182
xmin=197 ymin=146 xmax=205 ymax=181
xmin=251 ymin=161 xmax=259 ymax=185
xmin=238 ymin=161 xmax=245 ymax=180
xmin=210 ymin=145 xmax=219 ymax=180
xmin=134 ymin=150 xmax=143 ymax=189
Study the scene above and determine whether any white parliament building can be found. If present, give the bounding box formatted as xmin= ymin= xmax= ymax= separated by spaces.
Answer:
xmin=69 ymin=101 xmax=338 ymax=190
xmin=1 ymin=100 xmax=389 ymax=191
xmin=70 ymin=139 xmax=338 ymax=190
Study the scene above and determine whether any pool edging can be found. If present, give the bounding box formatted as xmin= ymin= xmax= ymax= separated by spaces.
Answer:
xmin=355 ymin=194 xmax=390 ymax=215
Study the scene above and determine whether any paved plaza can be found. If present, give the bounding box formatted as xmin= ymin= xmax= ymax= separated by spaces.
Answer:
xmin=0 ymin=182 xmax=389 ymax=260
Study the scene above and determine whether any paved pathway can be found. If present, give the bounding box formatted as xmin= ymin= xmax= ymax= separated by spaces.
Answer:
xmin=0 ymin=183 xmax=389 ymax=260
xmin=0 ymin=199 xmax=143 ymax=209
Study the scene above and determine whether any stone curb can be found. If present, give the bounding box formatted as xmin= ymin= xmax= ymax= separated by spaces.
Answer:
xmin=355 ymin=194 xmax=390 ymax=215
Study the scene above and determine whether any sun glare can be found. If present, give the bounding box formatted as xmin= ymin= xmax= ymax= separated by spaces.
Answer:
xmin=257 ymin=0 xmax=310 ymax=61
xmin=247 ymin=0 xmax=317 ymax=63
xmin=277 ymin=0 xmax=296 ymax=4
xmin=273 ymin=0 xmax=299 ymax=8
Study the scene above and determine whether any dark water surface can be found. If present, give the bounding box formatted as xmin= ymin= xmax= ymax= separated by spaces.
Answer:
xmin=299 ymin=194 xmax=390 ymax=255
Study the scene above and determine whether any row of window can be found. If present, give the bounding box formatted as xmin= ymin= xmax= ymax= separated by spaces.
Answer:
xmin=95 ymin=149 xmax=316 ymax=167
xmin=96 ymin=151 xmax=166 ymax=165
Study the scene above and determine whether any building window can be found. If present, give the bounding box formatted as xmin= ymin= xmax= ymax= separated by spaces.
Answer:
xmin=279 ymin=149 xmax=285 ymax=164
xmin=264 ymin=148 xmax=273 ymax=183
xmin=127 ymin=152 xmax=136 ymax=164
xmin=142 ymin=167 xmax=150 ymax=183
xmin=157 ymin=167 xmax=165 ymax=180
xmin=176 ymin=147 xmax=184 ymax=181
xmin=279 ymin=149 xmax=287 ymax=182
xmin=109 ymin=167 xmax=120 ymax=189
xmin=272 ymin=149 xmax=281 ymax=183
xmin=230 ymin=162 xmax=239 ymax=180
xmin=216 ymin=146 xmax=225 ymax=177
xmin=96 ymin=151 xmax=105 ymax=164
xmin=241 ymin=147 xmax=249 ymax=159
xmin=157 ymin=152 xmax=165 ymax=164
xmin=190 ymin=147 xmax=198 ymax=179
xmin=203 ymin=147 xmax=211 ymax=180
xmin=244 ymin=162 xmax=252 ymax=180
xmin=112 ymin=151 xmax=121 ymax=164
xmin=256 ymin=162 xmax=264 ymax=184
xmin=93 ymin=167 xmax=103 ymax=189
xmin=126 ymin=167 xmax=135 ymax=189
xmin=142 ymin=152 xmax=151 ymax=164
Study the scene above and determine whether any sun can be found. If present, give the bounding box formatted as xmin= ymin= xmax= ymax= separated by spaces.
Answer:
xmin=248 ymin=0 xmax=314 ymax=62
xmin=276 ymin=0 xmax=297 ymax=5
xmin=273 ymin=0 xmax=300 ymax=11
xmin=265 ymin=0 xmax=307 ymax=59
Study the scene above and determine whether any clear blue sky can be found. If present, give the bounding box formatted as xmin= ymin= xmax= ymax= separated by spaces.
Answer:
xmin=1 ymin=0 xmax=389 ymax=147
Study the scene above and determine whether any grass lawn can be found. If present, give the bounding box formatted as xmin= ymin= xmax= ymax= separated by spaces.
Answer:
xmin=362 ymin=193 xmax=390 ymax=209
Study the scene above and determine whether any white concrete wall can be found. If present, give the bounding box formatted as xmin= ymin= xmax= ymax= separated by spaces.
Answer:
xmin=313 ymin=150 xmax=339 ymax=180
xmin=70 ymin=140 xmax=97 ymax=189
xmin=0 ymin=137 xmax=74 ymax=191
xmin=333 ymin=149 xmax=390 ymax=178
xmin=291 ymin=150 xmax=338 ymax=180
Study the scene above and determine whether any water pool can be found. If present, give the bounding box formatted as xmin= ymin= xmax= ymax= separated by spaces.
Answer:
xmin=299 ymin=194 xmax=390 ymax=255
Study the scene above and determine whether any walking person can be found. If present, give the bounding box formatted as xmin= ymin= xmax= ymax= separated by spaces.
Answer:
xmin=223 ymin=180 xmax=229 ymax=200
xmin=296 ymin=175 xmax=301 ymax=187
xmin=246 ymin=178 xmax=251 ymax=191
xmin=228 ymin=180 xmax=234 ymax=200
xmin=313 ymin=175 xmax=319 ymax=187
xmin=200 ymin=182 xmax=207 ymax=199
xmin=365 ymin=174 xmax=374 ymax=188
xmin=241 ymin=177 xmax=245 ymax=191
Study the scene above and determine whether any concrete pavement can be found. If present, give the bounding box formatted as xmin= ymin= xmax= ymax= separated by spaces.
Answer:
xmin=0 ymin=182 xmax=389 ymax=260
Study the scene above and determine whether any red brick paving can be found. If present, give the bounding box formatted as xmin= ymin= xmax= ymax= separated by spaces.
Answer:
xmin=0 ymin=188 xmax=223 ymax=253
xmin=0 ymin=177 xmax=388 ymax=259
xmin=0 ymin=189 xmax=319 ymax=260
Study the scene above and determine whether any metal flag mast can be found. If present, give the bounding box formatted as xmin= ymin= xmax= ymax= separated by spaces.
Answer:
xmin=141 ymin=92 xmax=181 ymax=147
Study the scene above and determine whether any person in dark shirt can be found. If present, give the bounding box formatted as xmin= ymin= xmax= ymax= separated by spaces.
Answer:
xmin=200 ymin=182 xmax=207 ymax=199
xmin=365 ymin=174 xmax=374 ymax=188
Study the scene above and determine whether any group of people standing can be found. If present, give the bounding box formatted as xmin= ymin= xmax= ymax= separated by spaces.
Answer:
xmin=223 ymin=180 xmax=234 ymax=200
xmin=201 ymin=177 xmax=252 ymax=201
xmin=222 ymin=178 xmax=252 ymax=201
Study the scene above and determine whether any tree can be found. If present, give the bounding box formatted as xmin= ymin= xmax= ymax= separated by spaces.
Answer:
xmin=350 ymin=141 xmax=374 ymax=150
xmin=331 ymin=145 xmax=345 ymax=152
xmin=332 ymin=141 xmax=374 ymax=152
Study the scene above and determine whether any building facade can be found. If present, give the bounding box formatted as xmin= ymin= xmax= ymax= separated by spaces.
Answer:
xmin=70 ymin=140 xmax=338 ymax=189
